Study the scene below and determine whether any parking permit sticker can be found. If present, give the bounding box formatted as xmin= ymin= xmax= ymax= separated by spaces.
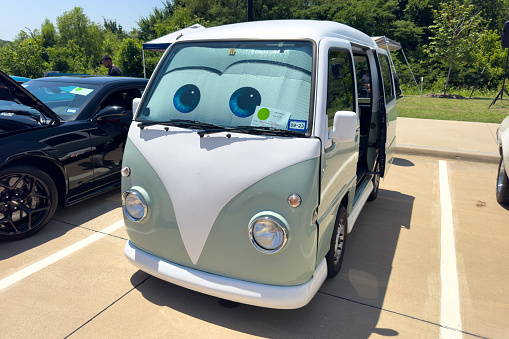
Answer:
xmin=288 ymin=119 xmax=307 ymax=132
xmin=66 ymin=108 xmax=78 ymax=114
xmin=70 ymin=87 xmax=93 ymax=96
xmin=251 ymin=107 xmax=290 ymax=129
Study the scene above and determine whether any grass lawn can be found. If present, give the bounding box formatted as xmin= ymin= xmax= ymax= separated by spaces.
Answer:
xmin=397 ymin=95 xmax=509 ymax=124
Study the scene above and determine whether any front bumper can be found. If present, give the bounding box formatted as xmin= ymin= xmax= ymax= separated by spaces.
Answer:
xmin=125 ymin=240 xmax=327 ymax=309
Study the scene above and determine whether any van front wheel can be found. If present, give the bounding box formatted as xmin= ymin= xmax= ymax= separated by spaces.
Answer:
xmin=326 ymin=206 xmax=347 ymax=278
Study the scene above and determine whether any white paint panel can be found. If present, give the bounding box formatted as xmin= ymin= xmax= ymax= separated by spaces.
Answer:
xmin=125 ymin=240 xmax=328 ymax=309
xmin=128 ymin=124 xmax=320 ymax=264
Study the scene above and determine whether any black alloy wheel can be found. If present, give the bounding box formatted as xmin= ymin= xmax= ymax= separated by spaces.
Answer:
xmin=0 ymin=166 xmax=58 ymax=240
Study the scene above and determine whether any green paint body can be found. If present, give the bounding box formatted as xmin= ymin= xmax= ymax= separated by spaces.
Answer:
xmin=122 ymin=139 xmax=321 ymax=286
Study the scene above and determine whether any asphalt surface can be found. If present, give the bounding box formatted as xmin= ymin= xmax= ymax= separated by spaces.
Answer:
xmin=1 ymin=117 xmax=508 ymax=338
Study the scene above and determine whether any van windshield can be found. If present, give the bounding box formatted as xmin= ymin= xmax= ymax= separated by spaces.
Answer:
xmin=137 ymin=41 xmax=313 ymax=135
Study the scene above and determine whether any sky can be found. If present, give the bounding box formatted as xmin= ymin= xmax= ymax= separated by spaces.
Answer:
xmin=1 ymin=0 xmax=167 ymax=41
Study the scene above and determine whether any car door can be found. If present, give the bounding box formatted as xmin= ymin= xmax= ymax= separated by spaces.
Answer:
xmin=374 ymin=52 xmax=397 ymax=177
xmin=316 ymin=39 xmax=358 ymax=260
xmin=88 ymin=87 xmax=144 ymax=186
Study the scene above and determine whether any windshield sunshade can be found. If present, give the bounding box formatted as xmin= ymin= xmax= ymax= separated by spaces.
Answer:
xmin=137 ymin=41 xmax=314 ymax=135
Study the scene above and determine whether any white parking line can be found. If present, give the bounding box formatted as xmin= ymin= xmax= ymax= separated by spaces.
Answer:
xmin=439 ymin=160 xmax=462 ymax=338
xmin=0 ymin=220 xmax=124 ymax=292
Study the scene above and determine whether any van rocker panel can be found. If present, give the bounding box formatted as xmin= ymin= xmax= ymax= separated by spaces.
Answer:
xmin=125 ymin=240 xmax=328 ymax=309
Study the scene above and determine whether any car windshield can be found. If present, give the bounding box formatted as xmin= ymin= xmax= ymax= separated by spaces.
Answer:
xmin=19 ymin=80 xmax=100 ymax=121
xmin=137 ymin=41 xmax=314 ymax=135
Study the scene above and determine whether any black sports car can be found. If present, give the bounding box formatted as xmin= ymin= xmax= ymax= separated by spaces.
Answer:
xmin=0 ymin=70 xmax=148 ymax=240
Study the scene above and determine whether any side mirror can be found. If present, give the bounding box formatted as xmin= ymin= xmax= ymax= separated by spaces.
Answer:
xmin=132 ymin=98 xmax=141 ymax=115
xmin=95 ymin=106 xmax=126 ymax=121
xmin=329 ymin=111 xmax=357 ymax=142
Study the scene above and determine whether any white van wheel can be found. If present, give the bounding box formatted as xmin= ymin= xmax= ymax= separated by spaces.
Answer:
xmin=326 ymin=206 xmax=347 ymax=278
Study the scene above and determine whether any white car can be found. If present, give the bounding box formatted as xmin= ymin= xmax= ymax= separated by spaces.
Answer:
xmin=497 ymin=115 xmax=509 ymax=204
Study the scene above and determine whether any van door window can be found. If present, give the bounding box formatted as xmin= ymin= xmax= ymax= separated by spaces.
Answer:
xmin=353 ymin=54 xmax=371 ymax=105
xmin=326 ymin=49 xmax=355 ymax=128
xmin=379 ymin=55 xmax=395 ymax=103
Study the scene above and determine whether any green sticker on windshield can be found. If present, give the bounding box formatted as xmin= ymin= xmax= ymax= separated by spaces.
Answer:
xmin=251 ymin=106 xmax=290 ymax=129
xmin=70 ymin=87 xmax=93 ymax=96
xmin=257 ymin=108 xmax=270 ymax=120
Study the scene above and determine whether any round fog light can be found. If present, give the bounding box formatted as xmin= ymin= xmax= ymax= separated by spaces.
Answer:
xmin=249 ymin=217 xmax=287 ymax=253
xmin=122 ymin=190 xmax=147 ymax=222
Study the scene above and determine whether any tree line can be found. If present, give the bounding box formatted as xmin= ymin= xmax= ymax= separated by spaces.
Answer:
xmin=1 ymin=0 xmax=508 ymax=93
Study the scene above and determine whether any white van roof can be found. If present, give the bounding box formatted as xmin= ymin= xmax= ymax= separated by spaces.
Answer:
xmin=177 ymin=20 xmax=377 ymax=49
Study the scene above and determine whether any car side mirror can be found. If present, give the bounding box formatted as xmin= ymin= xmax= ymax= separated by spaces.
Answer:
xmin=95 ymin=106 xmax=127 ymax=121
xmin=132 ymin=98 xmax=141 ymax=115
xmin=328 ymin=111 xmax=357 ymax=142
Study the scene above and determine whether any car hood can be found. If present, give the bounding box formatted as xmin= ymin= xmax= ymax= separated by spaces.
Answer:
xmin=0 ymin=70 xmax=61 ymax=123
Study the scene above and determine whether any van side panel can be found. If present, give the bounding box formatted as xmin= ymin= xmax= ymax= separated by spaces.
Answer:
xmin=314 ymin=38 xmax=359 ymax=263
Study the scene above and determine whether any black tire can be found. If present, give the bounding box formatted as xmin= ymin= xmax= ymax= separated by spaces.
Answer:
xmin=0 ymin=166 xmax=58 ymax=240
xmin=496 ymin=158 xmax=509 ymax=204
xmin=368 ymin=165 xmax=380 ymax=201
xmin=326 ymin=206 xmax=347 ymax=278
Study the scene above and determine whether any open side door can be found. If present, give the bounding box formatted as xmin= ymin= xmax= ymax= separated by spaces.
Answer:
xmin=373 ymin=52 xmax=387 ymax=178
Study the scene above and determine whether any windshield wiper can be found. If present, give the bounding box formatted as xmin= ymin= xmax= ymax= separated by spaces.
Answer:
xmin=198 ymin=125 xmax=301 ymax=138
xmin=137 ymin=119 xmax=223 ymax=130
xmin=0 ymin=109 xmax=43 ymax=124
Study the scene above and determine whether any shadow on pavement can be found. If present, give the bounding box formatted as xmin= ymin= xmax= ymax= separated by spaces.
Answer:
xmin=129 ymin=188 xmax=415 ymax=338
xmin=392 ymin=157 xmax=415 ymax=167
xmin=0 ymin=189 xmax=121 ymax=260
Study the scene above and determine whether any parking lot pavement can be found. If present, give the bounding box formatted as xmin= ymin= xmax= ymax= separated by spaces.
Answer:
xmin=0 ymin=154 xmax=508 ymax=338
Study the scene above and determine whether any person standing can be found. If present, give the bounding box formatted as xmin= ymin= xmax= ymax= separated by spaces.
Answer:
xmin=101 ymin=55 xmax=122 ymax=76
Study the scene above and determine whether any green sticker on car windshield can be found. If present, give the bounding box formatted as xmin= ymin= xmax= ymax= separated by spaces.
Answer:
xmin=70 ymin=87 xmax=93 ymax=96
xmin=257 ymin=108 xmax=270 ymax=120
xmin=251 ymin=106 xmax=290 ymax=129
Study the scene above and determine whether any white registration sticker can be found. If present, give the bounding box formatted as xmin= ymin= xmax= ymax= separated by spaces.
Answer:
xmin=288 ymin=119 xmax=307 ymax=131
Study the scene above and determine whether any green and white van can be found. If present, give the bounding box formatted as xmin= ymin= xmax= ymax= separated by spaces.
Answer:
xmin=121 ymin=20 xmax=397 ymax=309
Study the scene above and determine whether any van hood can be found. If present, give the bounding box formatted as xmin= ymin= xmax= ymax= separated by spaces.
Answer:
xmin=0 ymin=70 xmax=60 ymax=124
xmin=126 ymin=123 xmax=321 ymax=264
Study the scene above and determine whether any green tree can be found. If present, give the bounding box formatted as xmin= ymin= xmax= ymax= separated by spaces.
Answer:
xmin=3 ymin=38 xmax=46 ymax=77
xmin=154 ymin=6 xmax=207 ymax=36
xmin=57 ymin=7 xmax=104 ymax=69
xmin=46 ymin=41 xmax=89 ymax=74
xmin=117 ymin=38 xmax=144 ymax=77
xmin=40 ymin=19 xmax=58 ymax=48
xmin=103 ymin=18 xmax=128 ymax=40
xmin=426 ymin=0 xmax=484 ymax=94
xmin=136 ymin=0 xmax=181 ymax=41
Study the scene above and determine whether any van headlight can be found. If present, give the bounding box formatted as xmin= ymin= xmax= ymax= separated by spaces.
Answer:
xmin=122 ymin=190 xmax=147 ymax=222
xmin=249 ymin=216 xmax=288 ymax=253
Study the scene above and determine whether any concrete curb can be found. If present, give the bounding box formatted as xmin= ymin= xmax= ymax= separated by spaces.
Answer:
xmin=395 ymin=145 xmax=500 ymax=164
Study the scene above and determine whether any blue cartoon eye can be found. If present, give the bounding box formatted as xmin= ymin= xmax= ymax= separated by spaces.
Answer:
xmin=174 ymin=84 xmax=200 ymax=113
xmin=229 ymin=87 xmax=261 ymax=118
